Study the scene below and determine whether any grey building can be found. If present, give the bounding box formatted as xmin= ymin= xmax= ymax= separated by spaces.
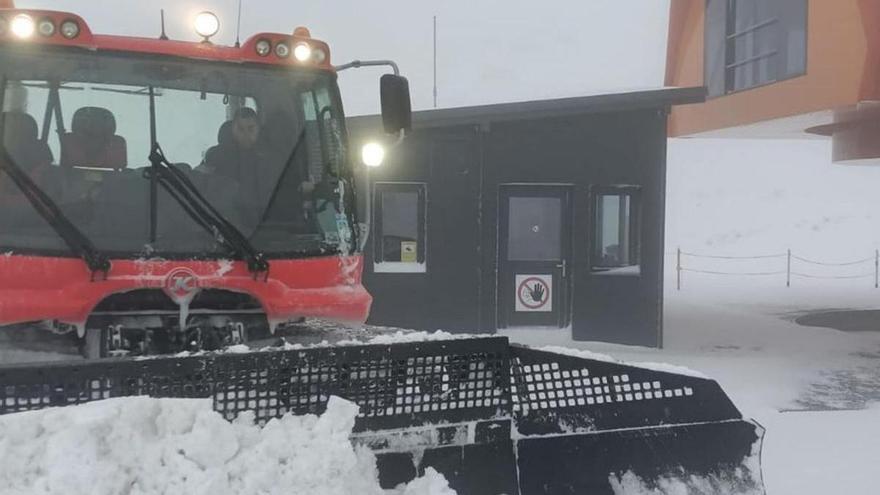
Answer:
xmin=348 ymin=87 xmax=703 ymax=347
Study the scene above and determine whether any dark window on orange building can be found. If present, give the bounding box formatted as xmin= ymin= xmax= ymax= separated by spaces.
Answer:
xmin=705 ymin=0 xmax=807 ymax=97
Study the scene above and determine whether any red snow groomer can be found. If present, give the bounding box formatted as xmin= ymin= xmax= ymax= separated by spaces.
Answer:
xmin=0 ymin=8 xmax=412 ymax=357
xmin=0 ymin=6 xmax=766 ymax=494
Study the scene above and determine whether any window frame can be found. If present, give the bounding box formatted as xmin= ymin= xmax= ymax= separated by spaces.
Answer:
xmin=372 ymin=181 xmax=427 ymax=273
xmin=704 ymin=0 xmax=808 ymax=98
xmin=590 ymin=185 xmax=641 ymax=275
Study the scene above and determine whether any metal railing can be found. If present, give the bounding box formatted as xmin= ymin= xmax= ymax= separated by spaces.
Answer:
xmin=673 ymin=248 xmax=880 ymax=290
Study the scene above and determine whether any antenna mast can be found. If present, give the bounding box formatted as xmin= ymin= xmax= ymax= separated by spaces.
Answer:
xmin=234 ymin=0 xmax=243 ymax=47
xmin=433 ymin=16 xmax=438 ymax=108
xmin=159 ymin=10 xmax=168 ymax=40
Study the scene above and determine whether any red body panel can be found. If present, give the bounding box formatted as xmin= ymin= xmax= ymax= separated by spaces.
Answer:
xmin=0 ymin=254 xmax=371 ymax=328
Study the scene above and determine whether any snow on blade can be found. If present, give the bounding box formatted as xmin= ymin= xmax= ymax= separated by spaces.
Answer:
xmin=352 ymin=330 xmax=464 ymax=345
xmin=538 ymin=345 xmax=709 ymax=378
xmin=0 ymin=396 xmax=455 ymax=495
xmin=608 ymin=461 xmax=763 ymax=495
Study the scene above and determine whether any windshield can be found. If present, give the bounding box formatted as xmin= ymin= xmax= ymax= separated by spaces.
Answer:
xmin=0 ymin=47 xmax=354 ymax=258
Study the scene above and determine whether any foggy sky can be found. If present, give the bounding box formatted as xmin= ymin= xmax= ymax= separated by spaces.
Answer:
xmin=15 ymin=0 xmax=670 ymax=115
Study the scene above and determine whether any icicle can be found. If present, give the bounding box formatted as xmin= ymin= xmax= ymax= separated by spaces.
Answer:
xmin=178 ymin=299 xmax=190 ymax=331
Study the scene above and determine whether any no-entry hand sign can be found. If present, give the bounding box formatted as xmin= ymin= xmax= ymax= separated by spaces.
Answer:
xmin=515 ymin=274 xmax=552 ymax=312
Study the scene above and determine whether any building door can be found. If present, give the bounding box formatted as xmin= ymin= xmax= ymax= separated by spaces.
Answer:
xmin=498 ymin=185 xmax=572 ymax=328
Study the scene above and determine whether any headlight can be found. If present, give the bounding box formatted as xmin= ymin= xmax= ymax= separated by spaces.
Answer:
xmin=60 ymin=20 xmax=80 ymax=39
xmin=293 ymin=42 xmax=312 ymax=62
xmin=255 ymin=39 xmax=271 ymax=57
xmin=194 ymin=11 xmax=219 ymax=40
xmin=37 ymin=18 xmax=55 ymax=37
xmin=275 ymin=42 xmax=290 ymax=58
xmin=11 ymin=14 xmax=35 ymax=39
xmin=361 ymin=142 xmax=385 ymax=167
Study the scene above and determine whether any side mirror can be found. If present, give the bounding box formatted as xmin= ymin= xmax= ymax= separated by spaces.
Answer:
xmin=380 ymin=74 xmax=412 ymax=135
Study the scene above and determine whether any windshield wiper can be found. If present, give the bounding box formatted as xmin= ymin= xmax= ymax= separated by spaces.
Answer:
xmin=0 ymin=146 xmax=111 ymax=278
xmin=0 ymin=76 xmax=109 ymax=278
xmin=146 ymin=144 xmax=269 ymax=277
xmin=144 ymin=85 xmax=267 ymax=278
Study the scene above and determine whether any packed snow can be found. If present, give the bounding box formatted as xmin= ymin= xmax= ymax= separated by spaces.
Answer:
xmin=0 ymin=396 xmax=455 ymax=495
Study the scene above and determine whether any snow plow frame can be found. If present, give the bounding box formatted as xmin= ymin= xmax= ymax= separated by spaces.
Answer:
xmin=0 ymin=336 xmax=764 ymax=494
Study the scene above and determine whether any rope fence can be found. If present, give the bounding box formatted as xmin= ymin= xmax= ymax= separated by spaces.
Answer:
xmin=673 ymin=248 xmax=880 ymax=290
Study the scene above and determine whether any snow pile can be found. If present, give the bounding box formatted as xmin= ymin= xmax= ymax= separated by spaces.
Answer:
xmin=395 ymin=468 xmax=455 ymax=495
xmin=0 ymin=396 xmax=455 ymax=495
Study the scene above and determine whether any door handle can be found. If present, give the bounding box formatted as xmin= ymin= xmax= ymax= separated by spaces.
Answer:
xmin=556 ymin=260 xmax=567 ymax=278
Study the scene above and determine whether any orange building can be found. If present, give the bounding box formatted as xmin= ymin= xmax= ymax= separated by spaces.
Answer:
xmin=666 ymin=0 xmax=880 ymax=164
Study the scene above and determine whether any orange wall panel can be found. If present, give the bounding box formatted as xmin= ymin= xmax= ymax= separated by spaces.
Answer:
xmin=667 ymin=0 xmax=872 ymax=137
xmin=665 ymin=0 xmax=704 ymax=90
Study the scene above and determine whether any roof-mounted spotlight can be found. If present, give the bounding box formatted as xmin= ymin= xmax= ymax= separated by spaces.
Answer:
xmin=60 ymin=20 xmax=80 ymax=39
xmin=275 ymin=42 xmax=290 ymax=58
xmin=293 ymin=42 xmax=312 ymax=62
xmin=194 ymin=11 xmax=219 ymax=42
xmin=11 ymin=14 xmax=35 ymax=39
xmin=255 ymin=38 xmax=272 ymax=57
xmin=37 ymin=18 xmax=55 ymax=37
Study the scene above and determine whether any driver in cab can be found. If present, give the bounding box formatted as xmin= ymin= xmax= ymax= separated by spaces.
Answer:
xmin=200 ymin=107 xmax=316 ymax=230
xmin=201 ymin=107 xmax=313 ymax=194
xmin=201 ymin=107 xmax=263 ymax=181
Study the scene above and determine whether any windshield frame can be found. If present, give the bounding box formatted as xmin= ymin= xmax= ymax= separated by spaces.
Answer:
xmin=0 ymin=44 xmax=359 ymax=262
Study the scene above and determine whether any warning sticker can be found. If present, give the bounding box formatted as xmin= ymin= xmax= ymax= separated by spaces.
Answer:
xmin=400 ymin=241 xmax=418 ymax=263
xmin=515 ymin=274 xmax=552 ymax=312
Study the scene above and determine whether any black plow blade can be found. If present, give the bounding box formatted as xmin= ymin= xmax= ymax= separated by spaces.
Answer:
xmin=517 ymin=419 xmax=764 ymax=494
xmin=0 ymin=336 xmax=764 ymax=494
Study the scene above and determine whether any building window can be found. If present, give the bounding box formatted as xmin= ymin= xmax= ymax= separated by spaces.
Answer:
xmin=592 ymin=187 xmax=640 ymax=274
xmin=705 ymin=0 xmax=807 ymax=97
xmin=373 ymin=182 xmax=426 ymax=273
